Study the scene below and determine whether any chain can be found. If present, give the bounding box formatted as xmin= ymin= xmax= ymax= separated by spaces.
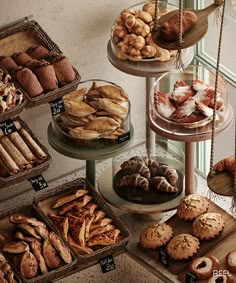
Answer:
xmin=154 ymin=0 xmax=159 ymax=31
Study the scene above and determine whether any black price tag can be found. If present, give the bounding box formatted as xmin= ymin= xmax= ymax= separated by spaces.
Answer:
xmin=0 ymin=119 xmax=17 ymax=136
xmin=118 ymin=131 xmax=130 ymax=144
xmin=185 ymin=272 xmax=197 ymax=283
xmin=99 ymin=255 xmax=116 ymax=273
xmin=159 ymin=247 xmax=169 ymax=267
xmin=30 ymin=175 xmax=48 ymax=191
xmin=50 ymin=98 xmax=65 ymax=116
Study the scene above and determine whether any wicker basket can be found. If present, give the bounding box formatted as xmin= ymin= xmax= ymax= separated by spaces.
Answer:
xmin=0 ymin=203 xmax=78 ymax=283
xmin=34 ymin=177 xmax=131 ymax=265
xmin=0 ymin=117 xmax=51 ymax=188
xmin=0 ymin=19 xmax=81 ymax=107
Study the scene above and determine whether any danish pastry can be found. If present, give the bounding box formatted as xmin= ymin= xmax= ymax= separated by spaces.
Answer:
xmin=189 ymin=256 xmax=220 ymax=279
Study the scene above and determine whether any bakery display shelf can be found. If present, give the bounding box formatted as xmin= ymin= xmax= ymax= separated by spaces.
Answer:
xmin=34 ymin=177 xmax=130 ymax=265
xmin=0 ymin=203 xmax=78 ymax=283
xmin=207 ymin=171 xmax=235 ymax=196
xmin=0 ymin=116 xmax=51 ymax=188
xmin=0 ymin=19 xmax=81 ymax=108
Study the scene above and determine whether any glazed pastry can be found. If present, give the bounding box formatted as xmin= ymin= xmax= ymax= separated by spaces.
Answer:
xmin=189 ymin=256 xmax=220 ymax=279
xmin=30 ymin=241 xmax=48 ymax=274
xmin=84 ymin=117 xmax=120 ymax=133
xmin=194 ymin=87 xmax=215 ymax=106
xmin=9 ymin=215 xmax=46 ymax=227
xmin=171 ymin=97 xmax=196 ymax=119
xmin=154 ymin=91 xmax=176 ymax=119
xmin=0 ymin=57 xmax=17 ymax=72
xmin=53 ymin=189 xmax=88 ymax=208
xmin=195 ymin=100 xmax=213 ymax=117
xmin=64 ymin=100 xmax=96 ymax=118
xmin=158 ymin=164 xmax=178 ymax=186
xmin=67 ymin=214 xmax=86 ymax=246
xmin=174 ymin=80 xmax=188 ymax=88
xmin=226 ymin=250 xmax=236 ymax=272
xmin=32 ymin=60 xmax=58 ymax=92
xmin=27 ymin=45 xmax=50 ymax=60
xmin=88 ymin=229 xmax=121 ymax=247
xmin=169 ymin=85 xmax=194 ymax=105
xmin=84 ymin=203 xmax=98 ymax=214
xmin=166 ymin=233 xmax=200 ymax=261
xmin=15 ymin=67 xmax=43 ymax=97
xmin=95 ymin=85 xmax=128 ymax=103
xmin=192 ymin=79 xmax=210 ymax=92
xmin=90 ymin=218 xmax=113 ymax=231
xmin=49 ymin=231 xmax=72 ymax=264
xmin=12 ymin=52 xmax=31 ymax=66
xmin=214 ymin=156 xmax=235 ymax=176
xmin=140 ymin=223 xmax=173 ymax=249
xmin=48 ymin=213 xmax=69 ymax=241
xmin=14 ymin=231 xmax=40 ymax=243
xmin=3 ymin=241 xmax=29 ymax=254
xmin=34 ymin=226 xmax=49 ymax=240
xmin=207 ymin=272 xmax=235 ymax=283
xmin=43 ymin=238 xmax=62 ymax=269
xmin=177 ymin=194 xmax=209 ymax=221
xmin=93 ymin=210 xmax=106 ymax=222
xmin=117 ymin=173 xmax=149 ymax=191
xmin=121 ymin=159 xmax=151 ymax=179
xmin=20 ymin=251 xmax=38 ymax=279
xmin=192 ymin=212 xmax=225 ymax=240
xmin=159 ymin=10 xmax=198 ymax=42
xmin=59 ymin=195 xmax=93 ymax=215
xmin=151 ymin=176 xmax=178 ymax=193
xmin=17 ymin=224 xmax=42 ymax=240
xmin=87 ymin=224 xmax=115 ymax=241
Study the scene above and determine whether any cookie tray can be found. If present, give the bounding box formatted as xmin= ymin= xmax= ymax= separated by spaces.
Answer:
xmin=0 ymin=116 xmax=51 ymax=188
xmin=0 ymin=203 xmax=78 ymax=283
xmin=34 ymin=177 xmax=131 ymax=265
xmin=0 ymin=18 xmax=81 ymax=107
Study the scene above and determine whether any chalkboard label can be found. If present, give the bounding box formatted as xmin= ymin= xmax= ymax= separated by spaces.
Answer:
xmin=185 ymin=272 xmax=197 ymax=283
xmin=0 ymin=119 xmax=17 ymax=135
xmin=118 ymin=131 xmax=130 ymax=144
xmin=99 ymin=255 xmax=116 ymax=273
xmin=159 ymin=246 xmax=169 ymax=267
xmin=30 ymin=175 xmax=48 ymax=191
xmin=50 ymin=98 xmax=65 ymax=116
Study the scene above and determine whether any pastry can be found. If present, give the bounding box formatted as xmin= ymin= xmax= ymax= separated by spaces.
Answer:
xmin=48 ymin=213 xmax=69 ymax=241
xmin=17 ymin=224 xmax=42 ymax=240
xmin=14 ymin=231 xmax=40 ymax=244
xmin=87 ymin=229 xmax=121 ymax=247
xmin=34 ymin=226 xmax=49 ymax=240
xmin=1 ymin=262 xmax=16 ymax=283
xmin=140 ymin=223 xmax=173 ymax=249
xmin=95 ymin=85 xmax=128 ymax=103
xmin=3 ymin=241 xmax=29 ymax=254
xmin=87 ymin=224 xmax=115 ymax=241
xmin=159 ymin=10 xmax=198 ymax=42
xmin=166 ymin=233 xmax=200 ymax=261
xmin=93 ymin=98 xmax=128 ymax=116
xmin=12 ymin=52 xmax=32 ymax=66
xmin=52 ymin=189 xmax=88 ymax=208
xmin=69 ymin=127 xmax=100 ymax=140
xmin=63 ymin=88 xmax=87 ymax=102
xmin=68 ymin=236 xmax=93 ymax=255
xmin=43 ymin=238 xmax=62 ymax=269
xmin=0 ymin=57 xmax=18 ymax=72
xmin=214 ymin=156 xmax=235 ymax=176
xmin=0 ymin=231 xmax=13 ymax=248
xmin=30 ymin=241 xmax=48 ymax=274
xmin=9 ymin=214 xmax=46 ymax=227
xmin=151 ymin=176 xmax=178 ymax=193
xmin=172 ymin=97 xmax=196 ymax=119
xmin=177 ymin=194 xmax=209 ymax=221
xmin=90 ymin=218 xmax=113 ymax=231
xmin=158 ymin=164 xmax=178 ymax=186
xmin=189 ymin=256 xmax=220 ymax=279
xmin=84 ymin=117 xmax=119 ymax=133
xmin=59 ymin=195 xmax=93 ymax=215
xmin=27 ymin=45 xmax=50 ymax=60
xmin=0 ymin=144 xmax=20 ymax=175
xmin=93 ymin=210 xmax=106 ymax=222
xmin=116 ymin=173 xmax=149 ymax=191
xmin=144 ymin=158 xmax=159 ymax=177
xmin=154 ymin=91 xmax=176 ymax=119
xmin=49 ymin=231 xmax=72 ymax=264
xmin=67 ymin=214 xmax=86 ymax=246
xmin=169 ymin=85 xmax=194 ymax=105
xmin=195 ymin=100 xmax=214 ymax=117
xmin=64 ymin=100 xmax=96 ymax=118
xmin=121 ymin=158 xmax=151 ymax=179
xmin=192 ymin=212 xmax=225 ymax=240
xmin=226 ymin=250 xmax=236 ymax=273
xmin=15 ymin=67 xmax=43 ymax=97
xmin=20 ymin=251 xmax=38 ymax=279
xmin=207 ymin=272 xmax=235 ymax=283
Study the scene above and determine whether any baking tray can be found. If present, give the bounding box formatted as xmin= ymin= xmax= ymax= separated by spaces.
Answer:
xmin=0 ymin=116 xmax=51 ymax=188
xmin=0 ymin=19 xmax=81 ymax=107
xmin=34 ymin=177 xmax=130 ymax=264
xmin=0 ymin=203 xmax=78 ymax=283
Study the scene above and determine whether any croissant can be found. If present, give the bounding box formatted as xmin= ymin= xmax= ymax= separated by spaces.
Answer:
xmin=159 ymin=10 xmax=198 ymax=42
xmin=117 ymin=173 xmax=149 ymax=191
xmin=151 ymin=176 xmax=178 ymax=193
xmin=158 ymin=165 xmax=178 ymax=186
xmin=214 ymin=156 xmax=235 ymax=176
xmin=144 ymin=158 xmax=159 ymax=177
xmin=120 ymin=159 xmax=151 ymax=179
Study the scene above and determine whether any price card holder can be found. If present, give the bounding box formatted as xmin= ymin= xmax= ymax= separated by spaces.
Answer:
xmin=159 ymin=246 xmax=170 ymax=267
xmin=0 ymin=119 xmax=17 ymax=136
xmin=118 ymin=131 xmax=130 ymax=144
xmin=50 ymin=97 xmax=65 ymax=116
xmin=185 ymin=272 xmax=197 ymax=283
xmin=29 ymin=175 xmax=48 ymax=191
xmin=99 ymin=255 xmax=116 ymax=274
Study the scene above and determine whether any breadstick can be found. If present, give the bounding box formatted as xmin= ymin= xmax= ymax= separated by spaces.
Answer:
xmin=0 ymin=144 xmax=20 ymax=175
xmin=18 ymin=128 xmax=47 ymax=161
xmin=8 ymin=131 xmax=36 ymax=163
xmin=0 ymin=136 xmax=31 ymax=170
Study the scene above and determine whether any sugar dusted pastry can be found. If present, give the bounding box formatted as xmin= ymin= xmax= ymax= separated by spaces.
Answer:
xmin=192 ymin=79 xmax=210 ymax=92
xmin=154 ymin=91 xmax=176 ymax=119
xmin=151 ymin=176 xmax=178 ymax=193
xmin=140 ymin=223 xmax=173 ymax=249
xmin=169 ymin=85 xmax=194 ymax=105
xmin=172 ymin=97 xmax=196 ymax=119
xmin=117 ymin=173 xmax=149 ymax=191
xmin=192 ymin=212 xmax=225 ymax=240
xmin=167 ymin=233 xmax=200 ymax=261
xmin=177 ymin=194 xmax=209 ymax=221
xmin=195 ymin=100 xmax=213 ymax=117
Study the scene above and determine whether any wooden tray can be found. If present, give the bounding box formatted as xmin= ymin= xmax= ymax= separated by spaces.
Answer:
xmin=0 ymin=204 xmax=78 ymax=283
xmin=165 ymin=200 xmax=236 ymax=275
xmin=0 ymin=19 xmax=81 ymax=107
xmin=178 ymin=230 xmax=236 ymax=282
xmin=0 ymin=116 xmax=51 ymax=188
xmin=34 ymin=177 xmax=131 ymax=265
